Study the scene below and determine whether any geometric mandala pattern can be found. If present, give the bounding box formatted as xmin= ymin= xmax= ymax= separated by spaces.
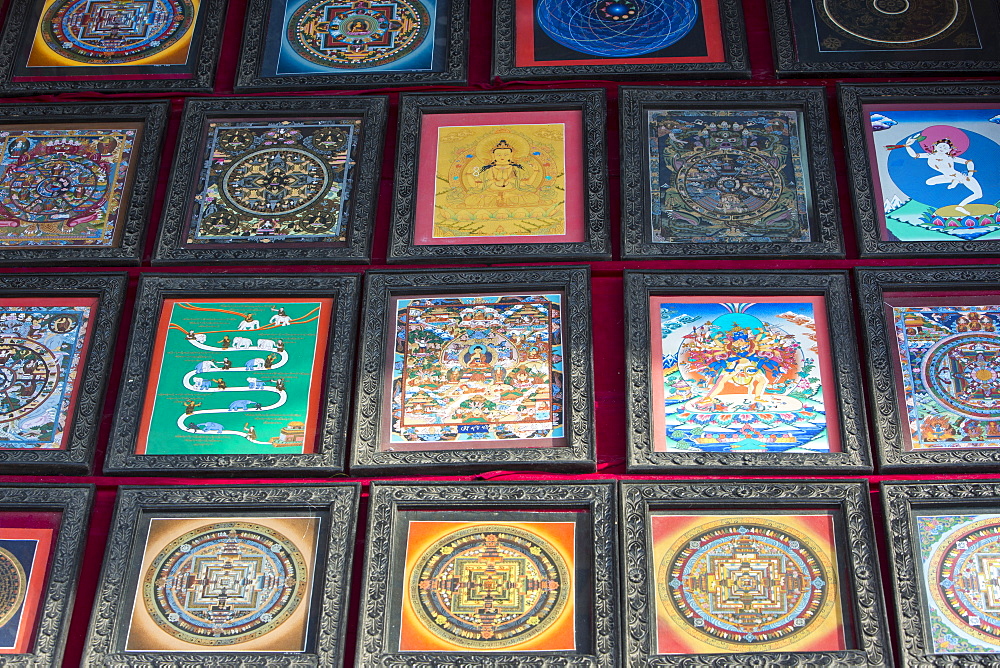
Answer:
xmin=0 ymin=547 xmax=26 ymax=629
xmin=921 ymin=333 xmax=1000 ymax=419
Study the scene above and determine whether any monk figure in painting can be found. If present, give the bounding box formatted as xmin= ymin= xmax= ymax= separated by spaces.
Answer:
xmin=464 ymin=139 xmax=540 ymax=208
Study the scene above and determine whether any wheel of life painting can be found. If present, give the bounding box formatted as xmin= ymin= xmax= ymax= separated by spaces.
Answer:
xmin=0 ymin=153 xmax=109 ymax=224
xmin=0 ymin=339 xmax=60 ymax=424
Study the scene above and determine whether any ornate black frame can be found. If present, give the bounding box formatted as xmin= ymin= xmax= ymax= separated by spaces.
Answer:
xmin=82 ymin=483 xmax=359 ymax=666
xmin=0 ymin=273 xmax=125 ymax=475
xmin=234 ymin=0 xmax=468 ymax=90
xmin=0 ymin=0 xmax=226 ymax=93
xmin=350 ymin=266 xmax=595 ymax=475
xmin=153 ymin=96 xmax=388 ymax=265
xmin=840 ymin=82 xmax=1000 ymax=258
xmin=856 ymin=265 xmax=1000 ymax=472
xmin=768 ymin=0 xmax=1000 ymax=77
xmin=0 ymin=102 xmax=167 ymax=265
xmin=0 ymin=484 xmax=92 ymax=667
xmin=620 ymin=480 xmax=892 ymax=666
xmin=103 ymin=273 xmax=360 ymax=476
xmin=491 ymin=0 xmax=748 ymax=80
xmin=387 ymin=89 xmax=610 ymax=263
xmin=619 ymin=86 xmax=843 ymax=259
xmin=356 ymin=481 xmax=620 ymax=666
xmin=624 ymin=270 xmax=871 ymax=473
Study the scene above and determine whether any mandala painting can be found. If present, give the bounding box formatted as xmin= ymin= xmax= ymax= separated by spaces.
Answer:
xmin=915 ymin=513 xmax=1000 ymax=653
xmin=386 ymin=293 xmax=564 ymax=448
xmin=0 ymin=298 xmax=96 ymax=451
xmin=135 ymin=297 xmax=333 ymax=456
xmin=186 ymin=119 xmax=361 ymax=245
xmin=811 ymin=0 xmax=983 ymax=53
xmin=650 ymin=295 xmax=839 ymax=454
xmin=864 ymin=104 xmax=1000 ymax=242
xmin=651 ymin=513 xmax=845 ymax=654
xmin=0 ymin=125 xmax=140 ymax=247
xmin=399 ymin=520 xmax=576 ymax=651
xmin=647 ymin=109 xmax=811 ymax=244
xmin=0 ymin=527 xmax=56 ymax=654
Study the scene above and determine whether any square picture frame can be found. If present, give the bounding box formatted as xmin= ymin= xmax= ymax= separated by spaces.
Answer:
xmin=0 ymin=272 xmax=126 ymax=475
xmin=82 ymin=483 xmax=359 ymax=666
xmin=619 ymin=86 xmax=843 ymax=259
xmin=624 ymin=270 xmax=871 ymax=473
xmin=0 ymin=0 xmax=226 ymax=93
xmin=856 ymin=266 xmax=1000 ymax=472
xmin=356 ymin=481 xmax=619 ymax=666
xmin=620 ymin=480 xmax=891 ymax=666
xmin=153 ymin=96 xmax=388 ymax=265
xmin=350 ymin=266 xmax=595 ymax=475
xmin=0 ymin=101 xmax=167 ymax=266
xmin=0 ymin=484 xmax=92 ymax=667
xmin=841 ymin=82 xmax=1000 ymax=258
xmin=104 ymin=273 xmax=360 ymax=476
xmin=491 ymin=0 xmax=748 ymax=80
xmin=387 ymin=89 xmax=610 ymax=264
xmin=235 ymin=0 xmax=468 ymax=91
xmin=768 ymin=0 xmax=1000 ymax=77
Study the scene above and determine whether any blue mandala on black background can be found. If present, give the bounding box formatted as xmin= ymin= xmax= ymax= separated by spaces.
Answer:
xmin=534 ymin=0 xmax=699 ymax=57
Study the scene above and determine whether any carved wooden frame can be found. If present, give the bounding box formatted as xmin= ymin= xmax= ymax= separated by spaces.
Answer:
xmin=840 ymin=82 xmax=1000 ymax=258
xmin=356 ymin=481 xmax=620 ymax=666
xmin=491 ymin=0 xmax=748 ymax=80
xmin=0 ymin=102 xmax=167 ymax=265
xmin=0 ymin=273 xmax=126 ymax=475
xmin=624 ymin=270 xmax=871 ymax=473
xmin=387 ymin=89 xmax=610 ymax=263
xmin=82 ymin=483 xmax=359 ymax=667
xmin=234 ymin=0 xmax=468 ymax=91
xmin=350 ymin=266 xmax=595 ymax=475
xmin=620 ymin=480 xmax=892 ymax=666
xmin=619 ymin=86 xmax=843 ymax=259
xmin=153 ymin=96 xmax=388 ymax=265
xmin=0 ymin=484 xmax=92 ymax=667
xmin=103 ymin=273 xmax=360 ymax=475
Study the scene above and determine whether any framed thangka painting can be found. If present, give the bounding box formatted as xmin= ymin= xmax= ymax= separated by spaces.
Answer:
xmin=350 ymin=267 xmax=595 ymax=475
xmin=0 ymin=0 xmax=226 ymax=92
xmin=154 ymin=97 xmax=387 ymax=264
xmin=235 ymin=0 xmax=467 ymax=90
xmin=387 ymin=90 xmax=610 ymax=263
xmin=355 ymin=482 xmax=619 ymax=666
xmin=842 ymin=83 xmax=1000 ymax=257
xmin=83 ymin=484 xmax=359 ymax=666
xmin=621 ymin=481 xmax=892 ymax=666
xmin=768 ymin=0 xmax=1000 ymax=76
xmin=624 ymin=270 xmax=871 ymax=473
xmin=619 ymin=87 xmax=843 ymax=259
xmin=104 ymin=274 xmax=360 ymax=475
xmin=492 ymin=0 xmax=748 ymax=79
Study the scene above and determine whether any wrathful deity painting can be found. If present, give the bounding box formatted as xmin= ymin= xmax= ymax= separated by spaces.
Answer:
xmin=649 ymin=295 xmax=839 ymax=454
xmin=0 ymin=298 xmax=96 ymax=451
xmin=647 ymin=109 xmax=811 ymax=244
xmin=0 ymin=523 xmax=56 ymax=654
xmin=0 ymin=124 xmax=140 ymax=247
xmin=135 ymin=298 xmax=333 ymax=456
xmin=864 ymin=104 xmax=1000 ymax=242
xmin=399 ymin=519 xmax=577 ymax=651
xmin=185 ymin=119 xmax=361 ymax=246
xmin=385 ymin=293 xmax=564 ymax=449
xmin=651 ymin=512 xmax=846 ymax=654
xmin=125 ymin=515 xmax=319 ymax=651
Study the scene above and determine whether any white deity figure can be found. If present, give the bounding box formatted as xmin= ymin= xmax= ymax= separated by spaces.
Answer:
xmin=904 ymin=134 xmax=983 ymax=215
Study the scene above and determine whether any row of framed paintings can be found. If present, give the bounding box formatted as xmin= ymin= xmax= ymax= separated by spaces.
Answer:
xmin=9 ymin=265 xmax=1000 ymax=477
xmin=13 ymin=479 xmax=1000 ymax=666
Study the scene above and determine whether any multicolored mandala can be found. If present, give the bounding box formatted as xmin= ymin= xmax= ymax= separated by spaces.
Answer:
xmin=0 ymin=548 xmax=26 ymax=629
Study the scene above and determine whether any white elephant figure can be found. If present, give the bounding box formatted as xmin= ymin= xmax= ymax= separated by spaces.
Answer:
xmin=238 ymin=319 xmax=260 ymax=330
xmin=256 ymin=338 xmax=277 ymax=351
xmin=232 ymin=337 xmax=253 ymax=349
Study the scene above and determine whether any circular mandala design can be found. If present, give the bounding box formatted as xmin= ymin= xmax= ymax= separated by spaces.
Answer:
xmin=920 ymin=333 xmax=1000 ymax=419
xmin=0 ymin=338 xmax=60 ymax=424
xmin=142 ymin=522 xmax=307 ymax=646
xmin=658 ymin=521 xmax=829 ymax=648
xmin=0 ymin=154 xmax=109 ymax=223
xmin=221 ymin=148 xmax=330 ymax=216
xmin=409 ymin=525 xmax=570 ymax=649
xmin=676 ymin=149 xmax=783 ymax=222
xmin=818 ymin=0 xmax=964 ymax=46
xmin=0 ymin=548 xmax=26 ymax=628
xmin=41 ymin=0 xmax=195 ymax=64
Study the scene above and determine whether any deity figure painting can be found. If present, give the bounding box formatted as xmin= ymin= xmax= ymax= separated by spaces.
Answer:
xmin=647 ymin=109 xmax=811 ymax=244
xmin=652 ymin=296 xmax=838 ymax=453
